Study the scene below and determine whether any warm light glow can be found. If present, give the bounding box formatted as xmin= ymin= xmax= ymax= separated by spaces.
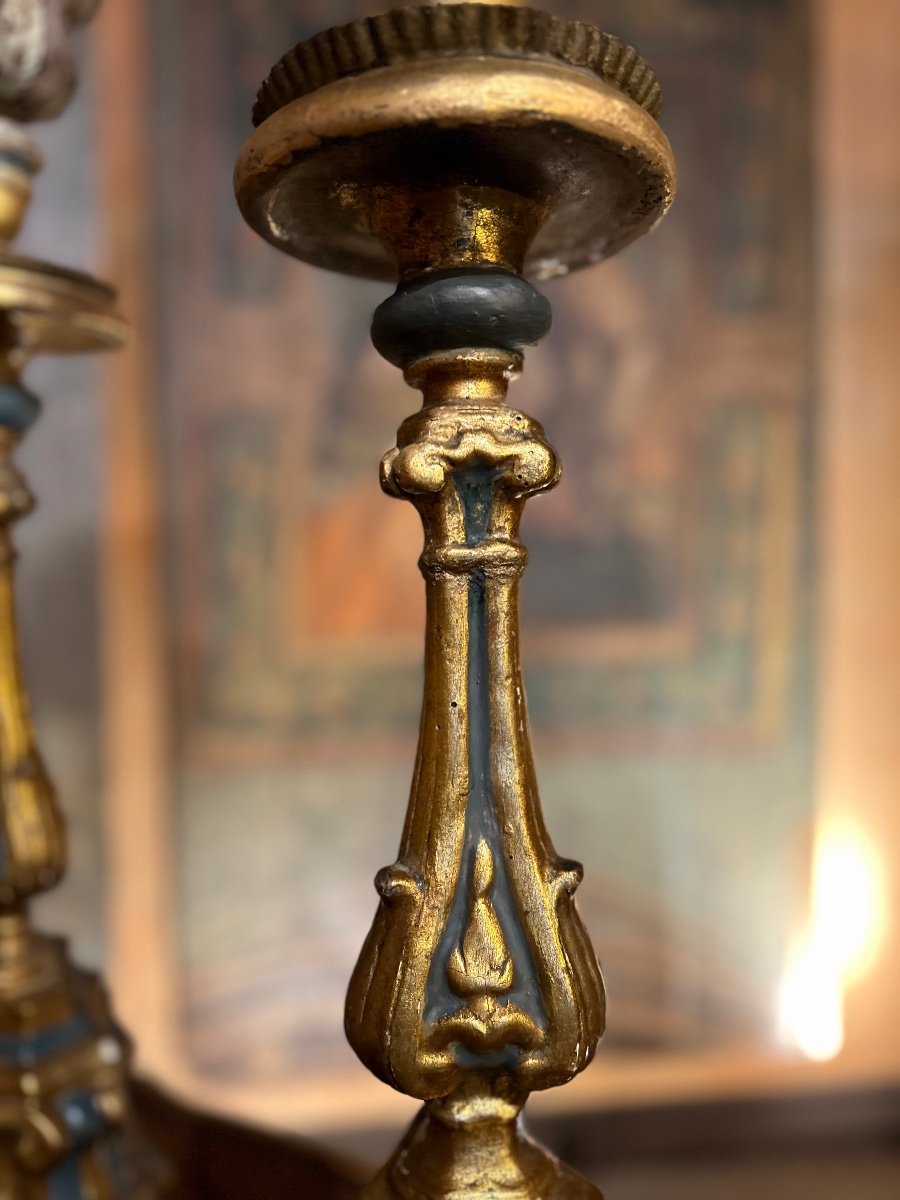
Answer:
xmin=778 ymin=940 xmax=845 ymax=1062
xmin=778 ymin=823 xmax=884 ymax=1062
xmin=813 ymin=831 xmax=883 ymax=981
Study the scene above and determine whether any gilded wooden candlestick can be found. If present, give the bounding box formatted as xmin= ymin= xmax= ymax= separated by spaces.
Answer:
xmin=236 ymin=5 xmax=675 ymax=1197
xmin=0 ymin=3 xmax=165 ymax=1195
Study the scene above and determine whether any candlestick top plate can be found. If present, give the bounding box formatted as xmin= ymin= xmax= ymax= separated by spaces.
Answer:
xmin=235 ymin=3 xmax=676 ymax=282
xmin=0 ymin=254 xmax=127 ymax=357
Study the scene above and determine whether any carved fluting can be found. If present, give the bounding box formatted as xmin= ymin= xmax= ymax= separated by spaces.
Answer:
xmin=346 ymin=397 xmax=605 ymax=1105
xmin=252 ymin=3 xmax=662 ymax=127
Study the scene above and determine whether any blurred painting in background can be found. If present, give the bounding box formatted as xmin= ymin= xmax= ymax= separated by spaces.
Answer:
xmin=140 ymin=0 xmax=816 ymax=1089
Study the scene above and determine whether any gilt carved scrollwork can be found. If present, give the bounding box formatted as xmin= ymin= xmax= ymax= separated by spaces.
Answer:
xmin=346 ymin=398 xmax=605 ymax=1103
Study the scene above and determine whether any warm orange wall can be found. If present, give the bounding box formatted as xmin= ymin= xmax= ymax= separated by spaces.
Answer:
xmin=816 ymin=0 xmax=900 ymax=1075
xmin=93 ymin=0 xmax=177 ymax=1070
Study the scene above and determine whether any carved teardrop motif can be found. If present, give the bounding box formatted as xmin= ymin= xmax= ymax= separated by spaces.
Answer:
xmin=447 ymin=840 xmax=513 ymax=999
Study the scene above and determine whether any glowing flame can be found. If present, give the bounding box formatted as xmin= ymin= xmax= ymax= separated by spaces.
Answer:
xmin=778 ymin=939 xmax=845 ymax=1063
xmin=778 ymin=823 xmax=884 ymax=1062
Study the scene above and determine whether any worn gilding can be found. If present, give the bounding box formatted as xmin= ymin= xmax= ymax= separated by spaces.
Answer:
xmin=345 ymin=385 xmax=605 ymax=1200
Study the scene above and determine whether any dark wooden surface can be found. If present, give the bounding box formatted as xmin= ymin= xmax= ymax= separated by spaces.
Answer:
xmin=134 ymin=1081 xmax=900 ymax=1199
xmin=543 ymin=1084 xmax=900 ymax=1169
xmin=133 ymin=1082 xmax=362 ymax=1200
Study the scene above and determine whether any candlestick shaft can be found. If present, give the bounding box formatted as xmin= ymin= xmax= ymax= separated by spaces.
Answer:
xmin=0 ymin=424 xmax=65 ymax=911
xmin=347 ymin=393 xmax=606 ymax=1083
xmin=347 ymin=272 xmax=604 ymax=1197
xmin=0 ymin=7 xmax=164 ymax=1189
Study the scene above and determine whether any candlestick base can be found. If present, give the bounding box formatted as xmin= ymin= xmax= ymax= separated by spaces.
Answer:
xmin=362 ymin=1096 xmax=601 ymax=1200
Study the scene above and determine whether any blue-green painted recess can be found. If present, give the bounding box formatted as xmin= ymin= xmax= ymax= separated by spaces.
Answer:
xmin=102 ymin=1133 xmax=128 ymax=1193
xmin=455 ymin=466 xmax=498 ymax=548
xmin=0 ymin=1014 xmax=93 ymax=1067
xmin=56 ymin=1089 xmax=110 ymax=1150
xmin=48 ymin=1155 xmax=84 ymax=1200
xmin=26 ymin=1084 xmax=117 ymax=1200
xmin=0 ymin=381 xmax=41 ymax=432
xmin=0 ymin=149 xmax=38 ymax=175
xmin=424 ymin=467 xmax=545 ymax=1065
